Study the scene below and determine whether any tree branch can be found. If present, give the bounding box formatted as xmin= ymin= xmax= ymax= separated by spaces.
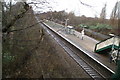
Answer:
xmin=28 ymin=1 xmax=49 ymax=5
xmin=79 ymin=0 xmax=93 ymax=7
xmin=8 ymin=21 xmax=41 ymax=33
xmin=2 ymin=2 xmax=30 ymax=33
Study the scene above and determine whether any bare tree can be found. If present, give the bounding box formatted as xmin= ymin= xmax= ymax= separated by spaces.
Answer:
xmin=100 ymin=4 xmax=107 ymax=20
xmin=110 ymin=1 xmax=119 ymax=19
xmin=110 ymin=1 xmax=120 ymax=35
xmin=2 ymin=1 xmax=29 ymax=33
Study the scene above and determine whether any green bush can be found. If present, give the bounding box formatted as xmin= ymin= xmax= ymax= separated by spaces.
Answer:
xmin=78 ymin=24 xmax=88 ymax=28
xmin=88 ymin=23 xmax=112 ymax=29
xmin=3 ymin=52 xmax=15 ymax=64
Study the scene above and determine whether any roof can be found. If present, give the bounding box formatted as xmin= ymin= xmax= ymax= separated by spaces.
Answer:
xmin=67 ymin=26 xmax=73 ymax=29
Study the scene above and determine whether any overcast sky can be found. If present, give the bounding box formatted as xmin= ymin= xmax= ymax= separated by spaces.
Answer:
xmin=5 ymin=0 xmax=120 ymax=18
xmin=31 ymin=0 xmax=119 ymax=19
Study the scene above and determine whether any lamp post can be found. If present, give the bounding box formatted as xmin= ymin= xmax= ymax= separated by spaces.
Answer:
xmin=65 ymin=19 xmax=69 ymax=33
xmin=65 ymin=19 xmax=69 ymax=27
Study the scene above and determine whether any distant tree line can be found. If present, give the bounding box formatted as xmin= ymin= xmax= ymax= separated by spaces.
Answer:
xmin=37 ymin=1 xmax=120 ymax=36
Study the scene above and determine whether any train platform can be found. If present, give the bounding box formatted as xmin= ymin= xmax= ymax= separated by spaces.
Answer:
xmin=43 ymin=20 xmax=117 ymax=73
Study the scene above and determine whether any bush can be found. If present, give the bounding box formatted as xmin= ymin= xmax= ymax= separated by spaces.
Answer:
xmin=77 ymin=24 xmax=88 ymax=28
xmin=3 ymin=52 xmax=15 ymax=64
xmin=88 ymin=23 xmax=112 ymax=29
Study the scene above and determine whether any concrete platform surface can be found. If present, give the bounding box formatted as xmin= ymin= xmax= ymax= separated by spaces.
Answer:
xmin=44 ymin=20 xmax=117 ymax=73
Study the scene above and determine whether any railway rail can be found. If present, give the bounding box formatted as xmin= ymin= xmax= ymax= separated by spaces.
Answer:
xmin=36 ymin=17 xmax=114 ymax=79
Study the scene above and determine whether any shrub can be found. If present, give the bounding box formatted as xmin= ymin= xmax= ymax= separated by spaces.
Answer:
xmin=88 ymin=23 xmax=112 ymax=29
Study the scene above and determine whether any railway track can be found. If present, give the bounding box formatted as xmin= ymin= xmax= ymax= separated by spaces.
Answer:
xmin=36 ymin=17 xmax=113 ymax=79
xmin=41 ymin=22 xmax=114 ymax=79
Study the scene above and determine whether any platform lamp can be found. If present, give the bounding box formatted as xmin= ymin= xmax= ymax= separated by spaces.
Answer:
xmin=65 ymin=19 xmax=69 ymax=27
xmin=65 ymin=19 xmax=69 ymax=33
